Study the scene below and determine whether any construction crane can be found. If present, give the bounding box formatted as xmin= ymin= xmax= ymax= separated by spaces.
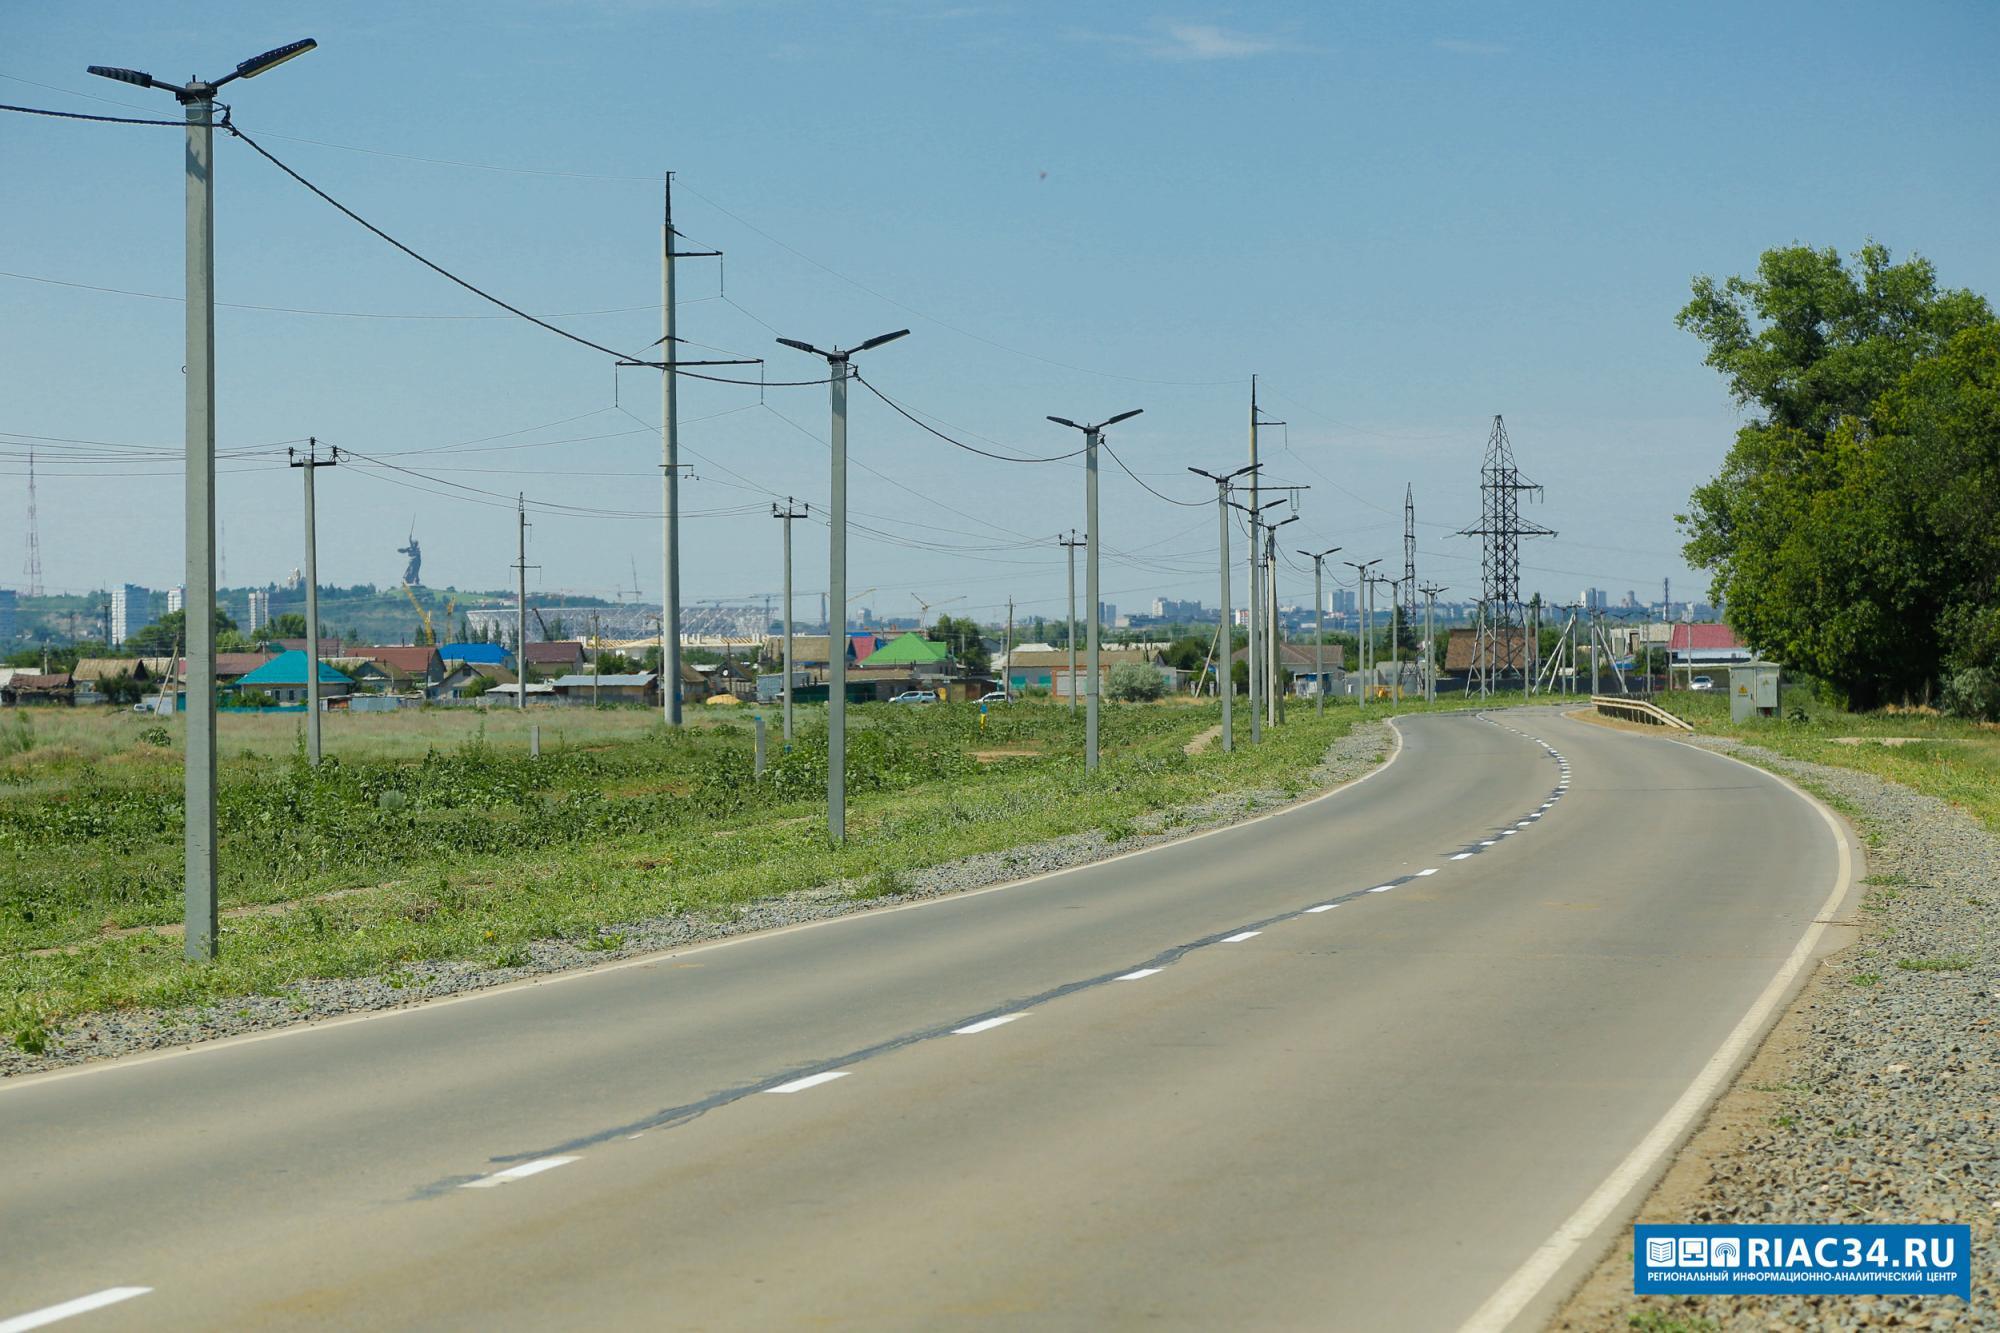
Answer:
xmin=913 ymin=593 xmax=964 ymax=625
xmin=402 ymin=582 xmax=436 ymax=645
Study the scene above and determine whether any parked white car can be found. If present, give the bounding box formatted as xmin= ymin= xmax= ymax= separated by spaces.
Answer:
xmin=978 ymin=690 xmax=1009 ymax=705
xmin=889 ymin=690 xmax=939 ymax=705
xmin=1689 ymin=675 xmax=1715 ymax=691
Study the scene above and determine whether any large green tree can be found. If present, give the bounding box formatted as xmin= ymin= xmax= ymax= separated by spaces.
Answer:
xmin=1678 ymin=243 xmax=1995 ymax=709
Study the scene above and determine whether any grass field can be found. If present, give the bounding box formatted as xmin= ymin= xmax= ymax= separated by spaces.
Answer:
xmin=1654 ymin=687 xmax=2000 ymax=831
xmin=2 ymin=696 xmax=1394 ymax=1046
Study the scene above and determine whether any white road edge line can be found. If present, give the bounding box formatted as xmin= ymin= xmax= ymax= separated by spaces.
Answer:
xmin=952 ymin=1014 xmax=1024 ymax=1035
xmin=462 ymin=1155 xmax=581 ymax=1188
xmin=0 ymin=1288 xmax=152 ymax=1333
xmin=1221 ymin=930 xmax=1261 ymax=943
xmin=3 ymin=722 xmax=1416 ymax=1096
xmin=1115 ymin=968 xmax=1161 ymax=981
xmin=1305 ymin=904 xmax=1339 ymax=913
xmin=765 ymin=1071 xmax=849 ymax=1095
xmin=1455 ymin=728 xmax=1858 ymax=1333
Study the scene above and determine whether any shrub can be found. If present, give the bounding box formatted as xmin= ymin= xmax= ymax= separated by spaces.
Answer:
xmin=1107 ymin=661 xmax=1165 ymax=702
xmin=1940 ymin=667 xmax=2000 ymax=721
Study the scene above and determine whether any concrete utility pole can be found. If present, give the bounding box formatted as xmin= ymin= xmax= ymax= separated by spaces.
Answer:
xmin=1247 ymin=379 xmax=1286 ymax=732
xmin=1420 ymin=582 xmax=1447 ymax=703
xmin=289 ymin=440 xmax=337 ymax=765
xmin=1046 ymin=409 xmax=1143 ymax=773
xmin=1377 ymin=577 xmax=1402 ymax=707
xmin=89 ymin=36 xmax=317 ymax=962
xmin=1058 ymin=531 xmax=1084 ymax=713
xmin=772 ymin=499 xmax=806 ymax=743
xmin=1343 ymin=558 xmax=1381 ymax=707
xmin=1234 ymin=497 xmax=1287 ymax=741
xmin=1191 ymin=464 xmax=1256 ymax=751
xmin=1266 ymin=515 xmax=1297 ymax=723
xmin=1298 ymin=544 xmax=1341 ymax=716
xmin=776 ymin=328 xmax=909 ymax=843
xmin=1004 ymin=597 xmax=1014 ymax=701
xmin=515 ymin=494 xmax=532 ymax=711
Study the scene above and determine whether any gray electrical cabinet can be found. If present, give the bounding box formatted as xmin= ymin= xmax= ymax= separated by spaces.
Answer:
xmin=1729 ymin=662 xmax=1780 ymax=722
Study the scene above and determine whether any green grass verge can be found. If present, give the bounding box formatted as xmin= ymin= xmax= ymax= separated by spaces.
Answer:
xmin=1651 ymin=687 xmax=2000 ymax=832
xmin=4 ymin=698 xmax=1379 ymax=1043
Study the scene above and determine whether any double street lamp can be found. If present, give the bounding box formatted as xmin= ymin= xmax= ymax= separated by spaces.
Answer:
xmin=1046 ymin=410 xmax=1142 ymax=773
xmin=89 ymin=38 xmax=318 ymax=962
xmin=1190 ymin=464 xmax=1257 ymax=752
xmin=1297 ymin=544 xmax=1342 ymax=715
xmin=775 ymin=329 xmax=909 ymax=845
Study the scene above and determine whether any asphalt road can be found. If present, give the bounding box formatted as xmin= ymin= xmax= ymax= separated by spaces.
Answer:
xmin=1 ymin=708 xmax=1848 ymax=1332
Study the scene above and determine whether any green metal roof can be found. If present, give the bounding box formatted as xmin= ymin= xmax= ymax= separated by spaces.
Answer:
xmin=862 ymin=632 xmax=952 ymax=665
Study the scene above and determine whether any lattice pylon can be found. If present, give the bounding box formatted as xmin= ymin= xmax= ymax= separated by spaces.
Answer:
xmin=1456 ymin=415 xmax=1554 ymax=692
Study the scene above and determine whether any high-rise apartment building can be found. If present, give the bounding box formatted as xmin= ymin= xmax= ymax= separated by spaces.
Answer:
xmin=247 ymin=589 xmax=272 ymax=634
xmin=109 ymin=584 xmax=150 ymax=645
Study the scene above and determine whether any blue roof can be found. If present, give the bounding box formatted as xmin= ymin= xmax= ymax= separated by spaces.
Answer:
xmin=439 ymin=642 xmax=511 ymax=664
xmin=235 ymin=650 xmax=353 ymax=687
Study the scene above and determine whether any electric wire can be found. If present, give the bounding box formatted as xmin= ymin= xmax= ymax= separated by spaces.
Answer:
xmin=852 ymin=373 xmax=1087 ymax=464
xmin=0 ymin=101 xmax=182 ymax=127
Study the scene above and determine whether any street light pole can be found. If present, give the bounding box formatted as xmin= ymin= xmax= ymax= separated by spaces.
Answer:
xmin=1342 ymin=558 xmax=1381 ymax=708
xmin=1265 ymin=515 xmax=1297 ymax=723
xmin=1058 ymin=531 xmax=1084 ymax=714
xmin=772 ymin=500 xmax=807 ymax=744
xmin=1192 ymin=465 xmax=1257 ymax=752
xmin=89 ymin=37 xmax=317 ymax=963
xmin=777 ymin=329 xmax=909 ymax=843
xmin=1298 ymin=545 xmax=1341 ymax=716
xmin=289 ymin=440 xmax=337 ymax=765
xmin=1048 ymin=409 xmax=1143 ymax=773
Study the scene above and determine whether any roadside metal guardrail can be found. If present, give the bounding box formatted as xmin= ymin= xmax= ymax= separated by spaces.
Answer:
xmin=1591 ymin=694 xmax=1694 ymax=731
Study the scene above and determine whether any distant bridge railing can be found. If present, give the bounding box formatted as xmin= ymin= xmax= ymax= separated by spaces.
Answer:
xmin=1591 ymin=695 xmax=1694 ymax=731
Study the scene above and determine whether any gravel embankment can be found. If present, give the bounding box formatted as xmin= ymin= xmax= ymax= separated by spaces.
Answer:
xmin=1558 ymin=735 xmax=1999 ymax=1332
xmin=3 ymin=721 xmax=1393 ymax=1078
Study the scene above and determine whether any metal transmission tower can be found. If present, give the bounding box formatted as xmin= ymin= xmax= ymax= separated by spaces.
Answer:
xmin=23 ymin=446 xmax=44 ymax=596
xmin=1401 ymin=484 xmax=1417 ymax=649
xmin=1457 ymin=415 xmax=1554 ymax=694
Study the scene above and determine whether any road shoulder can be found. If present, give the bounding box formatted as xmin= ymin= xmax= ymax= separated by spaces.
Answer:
xmin=1550 ymin=734 xmax=1999 ymax=1331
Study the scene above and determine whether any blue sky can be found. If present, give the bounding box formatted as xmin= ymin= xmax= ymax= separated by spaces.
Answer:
xmin=5 ymin=1 xmax=1997 ymax=625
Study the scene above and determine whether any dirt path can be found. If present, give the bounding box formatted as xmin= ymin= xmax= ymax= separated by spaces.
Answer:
xmin=1182 ymin=724 xmax=1223 ymax=755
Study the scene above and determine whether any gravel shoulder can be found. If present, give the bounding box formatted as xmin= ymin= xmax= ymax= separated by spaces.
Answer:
xmin=1553 ymin=733 xmax=1999 ymax=1332
xmin=1 ymin=721 xmax=1394 ymax=1079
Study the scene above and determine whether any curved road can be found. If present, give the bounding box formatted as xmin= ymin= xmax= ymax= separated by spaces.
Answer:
xmin=1 ymin=708 xmax=1848 ymax=1331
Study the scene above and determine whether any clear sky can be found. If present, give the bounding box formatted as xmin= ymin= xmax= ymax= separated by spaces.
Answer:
xmin=5 ymin=1 xmax=1996 ymax=626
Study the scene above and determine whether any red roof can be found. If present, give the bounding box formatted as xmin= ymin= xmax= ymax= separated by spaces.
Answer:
xmin=355 ymin=645 xmax=442 ymax=674
xmin=1668 ymin=623 xmax=1743 ymax=651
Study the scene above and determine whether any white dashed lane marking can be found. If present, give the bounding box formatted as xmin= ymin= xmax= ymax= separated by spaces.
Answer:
xmin=953 ymin=1014 xmax=1025 ymax=1035
xmin=0 ymin=1288 xmax=153 ymax=1333
xmin=765 ymin=1072 xmax=849 ymax=1095
xmin=1451 ymin=852 xmax=1474 ymax=861
xmin=462 ymin=1156 xmax=580 ymax=1188
xmin=1366 ymin=885 xmax=1395 ymax=894
xmin=1305 ymin=904 xmax=1339 ymax=913
xmin=1222 ymin=930 xmax=1262 ymax=943
xmin=1115 ymin=968 xmax=1162 ymax=981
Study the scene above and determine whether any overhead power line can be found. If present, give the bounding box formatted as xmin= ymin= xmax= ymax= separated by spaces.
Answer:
xmin=0 ymin=101 xmax=182 ymax=127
